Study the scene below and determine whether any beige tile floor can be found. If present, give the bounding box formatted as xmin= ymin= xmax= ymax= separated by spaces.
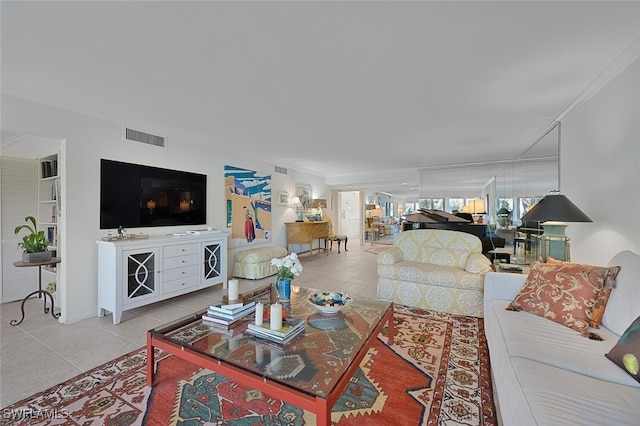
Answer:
xmin=0 ymin=239 xmax=379 ymax=408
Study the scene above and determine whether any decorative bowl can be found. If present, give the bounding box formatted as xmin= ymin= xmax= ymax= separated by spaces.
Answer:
xmin=307 ymin=291 xmax=352 ymax=314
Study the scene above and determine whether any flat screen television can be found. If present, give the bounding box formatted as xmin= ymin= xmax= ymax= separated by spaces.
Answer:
xmin=100 ymin=159 xmax=207 ymax=230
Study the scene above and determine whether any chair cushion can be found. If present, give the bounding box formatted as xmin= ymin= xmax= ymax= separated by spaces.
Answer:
xmin=377 ymin=261 xmax=485 ymax=291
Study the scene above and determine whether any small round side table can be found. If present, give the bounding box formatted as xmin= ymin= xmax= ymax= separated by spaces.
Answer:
xmin=11 ymin=257 xmax=61 ymax=326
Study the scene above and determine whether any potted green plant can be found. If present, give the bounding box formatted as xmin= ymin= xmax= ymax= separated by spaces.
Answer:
xmin=14 ymin=215 xmax=51 ymax=263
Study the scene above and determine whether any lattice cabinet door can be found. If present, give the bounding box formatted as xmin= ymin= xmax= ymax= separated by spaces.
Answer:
xmin=124 ymin=248 xmax=160 ymax=303
xmin=201 ymin=242 xmax=222 ymax=285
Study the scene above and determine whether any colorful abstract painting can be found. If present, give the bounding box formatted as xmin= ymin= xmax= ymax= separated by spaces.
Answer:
xmin=224 ymin=165 xmax=272 ymax=248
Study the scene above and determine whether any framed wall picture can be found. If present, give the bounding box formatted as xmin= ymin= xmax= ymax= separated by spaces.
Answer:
xmin=296 ymin=184 xmax=312 ymax=210
xmin=278 ymin=191 xmax=289 ymax=206
xmin=224 ymin=165 xmax=272 ymax=248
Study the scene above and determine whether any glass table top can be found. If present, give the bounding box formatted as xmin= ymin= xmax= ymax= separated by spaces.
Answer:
xmin=150 ymin=285 xmax=392 ymax=398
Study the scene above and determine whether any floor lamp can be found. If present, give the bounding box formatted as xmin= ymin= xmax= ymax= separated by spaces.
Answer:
xmin=520 ymin=191 xmax=592 ymax=261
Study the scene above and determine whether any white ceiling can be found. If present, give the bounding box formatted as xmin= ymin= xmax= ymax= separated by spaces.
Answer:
xmin=2 ymin=1 xmax=639 ymax=199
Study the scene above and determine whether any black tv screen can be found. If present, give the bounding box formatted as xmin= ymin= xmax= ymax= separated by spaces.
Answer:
xmin=100 ymin=159 xmax=207 ymax=229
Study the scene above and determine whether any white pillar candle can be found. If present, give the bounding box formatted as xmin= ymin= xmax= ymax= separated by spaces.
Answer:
xmin=270 ymin=303 xmax=282 ymax=330
xmin=255 ymin=302 xmax=264 ymax=325
xmin=255 ymin=345 xmax=264 ymax=364
xmin=228 ymin=279 xmax=239 ymax=300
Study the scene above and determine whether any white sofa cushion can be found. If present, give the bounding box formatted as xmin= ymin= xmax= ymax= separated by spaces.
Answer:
xmin=602 ymin=250 xmax=640 ymax=336
xmin=512 ymin=358 xmax=640 ymax=425
xmin=487 ymin=299 xmax=640 ymax=388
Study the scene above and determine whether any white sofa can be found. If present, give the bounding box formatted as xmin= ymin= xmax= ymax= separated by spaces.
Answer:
xmin=484 ymin=250 xmax=640 ymax=425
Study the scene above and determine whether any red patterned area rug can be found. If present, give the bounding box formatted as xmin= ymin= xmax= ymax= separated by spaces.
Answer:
xmin=1 ymin=306 xmax=496 ymax=425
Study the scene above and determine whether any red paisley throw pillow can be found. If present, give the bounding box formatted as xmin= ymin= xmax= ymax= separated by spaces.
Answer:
xmin=507 ymin=261 xmax=615 ymax=335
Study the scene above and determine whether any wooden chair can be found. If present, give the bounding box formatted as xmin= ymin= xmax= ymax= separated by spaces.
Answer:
xmin=324 ymin=215 xmax=348 ymax=253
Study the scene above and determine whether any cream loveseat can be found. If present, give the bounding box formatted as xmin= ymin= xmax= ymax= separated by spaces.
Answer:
xmin=377 ymin=229 xmax=492 ymax=317
xmin=484 ymin=250 xmax=640 ymax=425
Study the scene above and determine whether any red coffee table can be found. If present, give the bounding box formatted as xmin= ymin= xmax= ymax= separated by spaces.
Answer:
xmin=147 ymin=285 xmax=393 ymax=425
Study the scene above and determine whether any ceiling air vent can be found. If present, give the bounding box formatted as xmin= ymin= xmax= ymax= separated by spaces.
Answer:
xmin=274 ymin=166 xmax=288 ymax=174
xmin=124 ymin=127 xmax=166 ymax=148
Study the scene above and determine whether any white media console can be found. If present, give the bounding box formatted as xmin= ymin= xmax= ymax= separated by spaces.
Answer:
xmin=96 ymin=232 xmax=228 ymax=324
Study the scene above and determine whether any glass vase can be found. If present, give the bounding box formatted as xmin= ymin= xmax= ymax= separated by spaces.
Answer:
xmin=275 ymin=278 xmax=291 ymax=302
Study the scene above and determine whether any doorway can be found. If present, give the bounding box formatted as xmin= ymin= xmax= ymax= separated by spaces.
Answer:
xmin=338 ymin=191 xmax=361 ymax=241
xmin=1 ymin=132 xmax=65 ymax=319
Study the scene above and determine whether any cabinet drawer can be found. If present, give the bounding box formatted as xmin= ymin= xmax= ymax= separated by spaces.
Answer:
xmin=163 ymin=253 xmax=199 ymax=270
xmin=162 ymin=264 xmax=199 ymax=282
xmin=163 ymin=275 xmax=199 ymax=294
xmin=164 ymin=243 xmax=199 ymax=258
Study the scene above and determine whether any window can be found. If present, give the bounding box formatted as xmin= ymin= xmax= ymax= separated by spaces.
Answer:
xmin=519 ymin=196 xmax=544 ymax=219
xmin=418 ymin=198 xmax=444 ymax=210
xmin=497 ymin=198 xmax=514 ymax=211
xmin=402 ymin=203 xmax=419 ymax=214
xmin=448 ymin=198 xmax=465 ymax=212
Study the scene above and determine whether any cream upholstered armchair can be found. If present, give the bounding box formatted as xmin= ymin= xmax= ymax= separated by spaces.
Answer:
xmin=377 ymin=229 xmax=492 ymax=317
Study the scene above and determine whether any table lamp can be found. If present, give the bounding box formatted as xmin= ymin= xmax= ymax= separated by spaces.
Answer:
xmin=497 ymin=207 xmax=511 ymax=226
xmin=467 ymin=199 xmax=486 ymax=223
xmin=520 ymin=191 xmax=592 ymax=261
xmin=371 ymin=208 xmax=384 ymax=219
xmin=292 ymin=197 xmax=304 ymax=222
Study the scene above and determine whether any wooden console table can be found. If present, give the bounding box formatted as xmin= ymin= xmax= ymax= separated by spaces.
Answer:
xmin=11 ymin=257 xmax=61 ymax=326
xmin=285 ymin=221 xmax=330 ymax=256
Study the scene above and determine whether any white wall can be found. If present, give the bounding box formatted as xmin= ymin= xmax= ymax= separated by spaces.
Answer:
xmin=561 ymin=57 xmax=640 ymax=265
xmin=1 ymin=93 xmax=327 ymax=323
xmin=4 ymin=52 xmax=639 ymax=320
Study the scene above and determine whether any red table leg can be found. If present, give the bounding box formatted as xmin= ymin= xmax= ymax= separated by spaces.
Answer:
xmin=315 ymin=398 xmax=330 ymax=425
xmin=146 ymin=332 xmax=155 ymax=387
xmin=387 ymin=303 xmax=394 ymax=345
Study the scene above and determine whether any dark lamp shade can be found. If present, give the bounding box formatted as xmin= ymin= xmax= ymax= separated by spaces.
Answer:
xmin=520 ymin=194 xmax=592 ymax=223
xmin=496 ymin=208 xmax=511 ymax=216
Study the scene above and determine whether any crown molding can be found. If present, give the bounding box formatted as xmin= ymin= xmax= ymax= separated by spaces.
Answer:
xmin=556 ymin=38 xmax=640 ymax=123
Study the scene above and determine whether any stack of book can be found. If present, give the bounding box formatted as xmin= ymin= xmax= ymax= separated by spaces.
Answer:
xmin=498 ymin=263 xmax=523 ymax=274
xmin=246 ymin=317 xmax=305 ymax=344
xmin=202 ymin=301 xmax=256 ymax=327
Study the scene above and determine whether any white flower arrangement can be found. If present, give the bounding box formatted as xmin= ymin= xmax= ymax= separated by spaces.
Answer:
xmin=271 ymin=252 xmax=303 ymax=280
